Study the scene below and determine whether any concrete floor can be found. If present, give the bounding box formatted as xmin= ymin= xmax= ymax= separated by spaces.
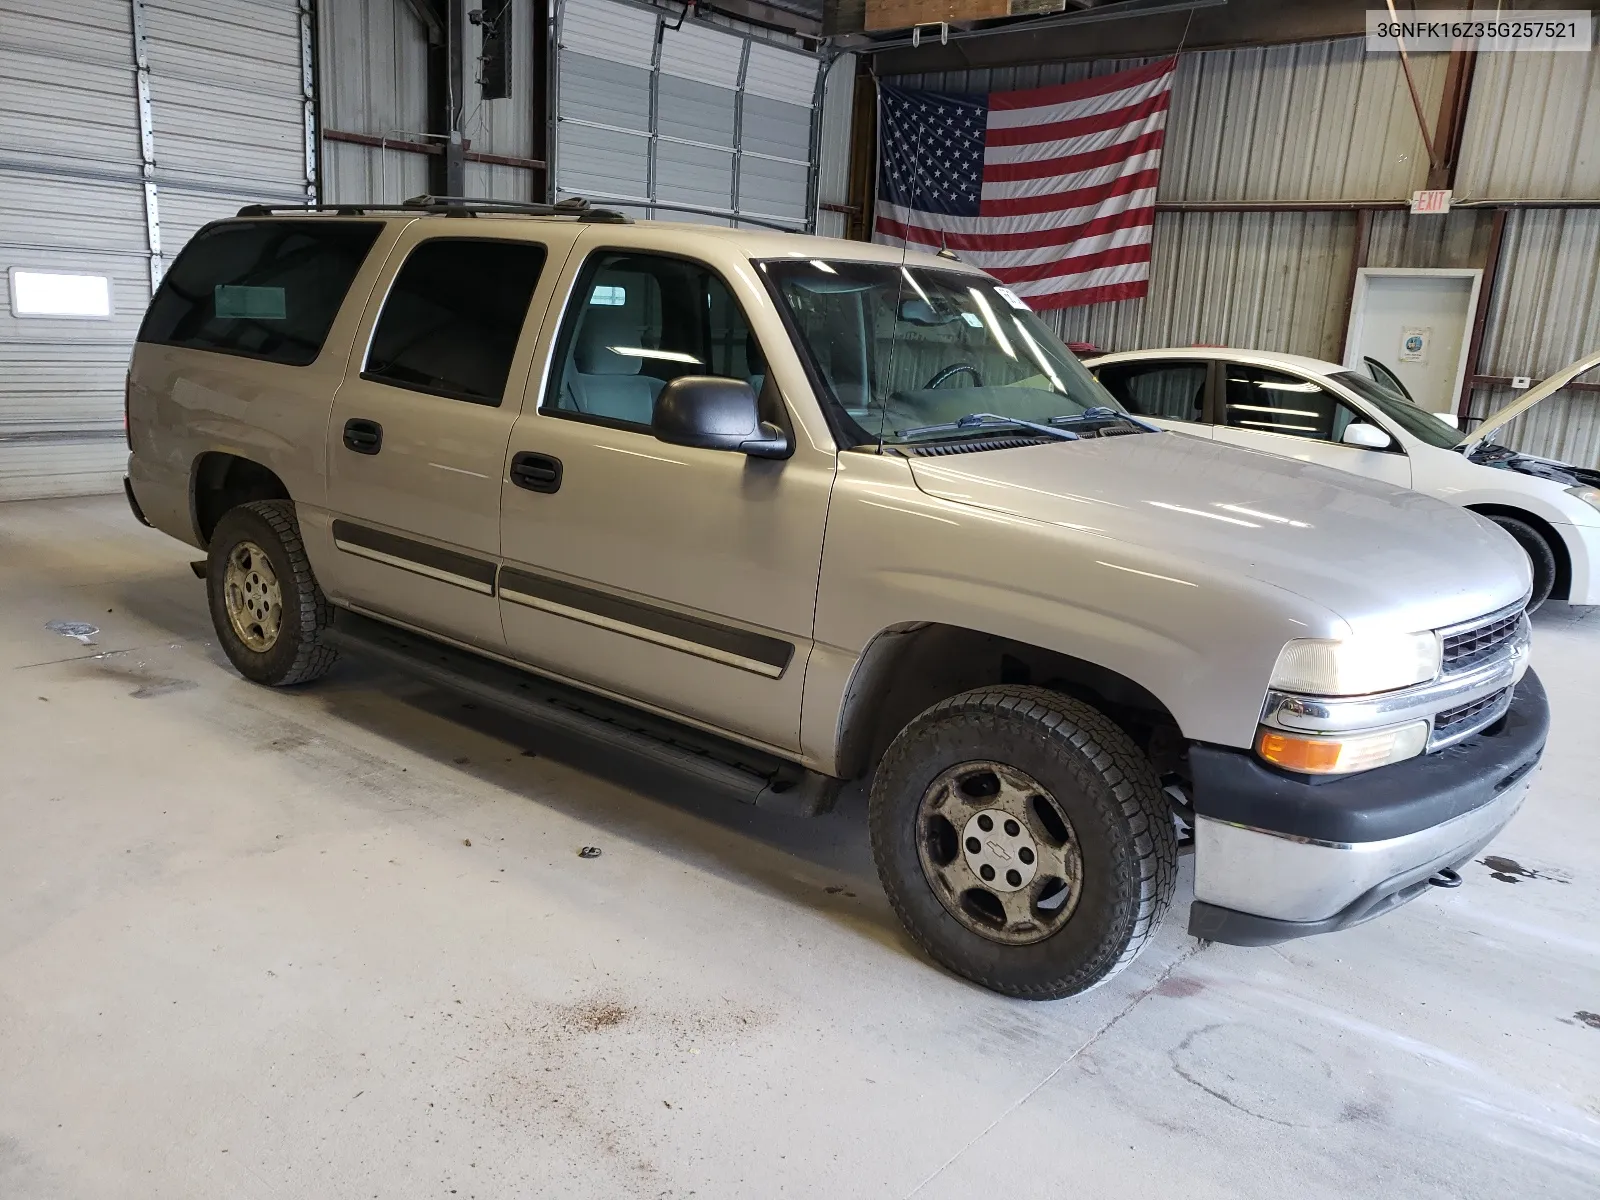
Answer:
xmin=1 ymin=494 xmax=1597 ymax=1200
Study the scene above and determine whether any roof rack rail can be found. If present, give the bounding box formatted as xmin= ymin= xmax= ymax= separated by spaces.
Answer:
xmin=234 ymin=195 xmax=630 ymax=222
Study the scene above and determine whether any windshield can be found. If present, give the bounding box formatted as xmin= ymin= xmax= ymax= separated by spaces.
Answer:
xmin=763 ymin=259 xmax=1126 ymax=445
xmin=1331 ymin=371 xmax=1463 ymax=450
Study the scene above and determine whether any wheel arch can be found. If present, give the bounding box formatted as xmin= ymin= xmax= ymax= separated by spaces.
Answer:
xmin=833 ymin=622 xmax=1186 ymax=783
xmin=1465 ymin=503 xmax=1571 ymax=601
xmin=190 ymin=451 xmax=293 ymax=547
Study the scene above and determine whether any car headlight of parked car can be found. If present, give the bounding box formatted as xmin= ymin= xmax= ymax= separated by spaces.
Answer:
xmin=1566 ymin=484 xmax=1600 ymax=513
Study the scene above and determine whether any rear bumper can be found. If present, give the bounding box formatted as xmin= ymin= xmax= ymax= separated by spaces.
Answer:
xmin=123 ymin=476 xmax=152 ymax=527
xmin=1187 ymin=670 xmax=1548 ymax=945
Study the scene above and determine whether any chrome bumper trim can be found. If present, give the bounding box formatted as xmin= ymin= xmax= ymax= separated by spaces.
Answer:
xmin=1191 ymin=777 xmax=1530 ymax=923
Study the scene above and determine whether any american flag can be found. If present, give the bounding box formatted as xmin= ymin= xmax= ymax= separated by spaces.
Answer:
xmin=874 ymin=58 xmax=1177 ymax=310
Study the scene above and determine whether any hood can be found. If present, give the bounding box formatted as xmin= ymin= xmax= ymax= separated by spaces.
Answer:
xmin=1460 ymin=348 xmax=1600 ymax=448
xmin=905 ymin=432 xmax=1531 ymax=630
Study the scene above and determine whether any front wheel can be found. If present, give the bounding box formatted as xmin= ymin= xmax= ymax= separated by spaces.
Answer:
xmin=869 ymin=686 xmax=1178 ymax=999
xmin=206 ymin=499 xmax=339 ymax=686
xmin=1487 ymin=515 xmax=1556 ymax=611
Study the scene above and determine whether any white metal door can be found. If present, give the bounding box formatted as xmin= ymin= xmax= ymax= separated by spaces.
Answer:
xmin=1344 ymin=268 xmax=1481 ymax=416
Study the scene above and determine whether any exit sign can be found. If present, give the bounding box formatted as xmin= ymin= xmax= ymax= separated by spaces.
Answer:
xmin=1411 ymin=189 xmax=1453 ymax=214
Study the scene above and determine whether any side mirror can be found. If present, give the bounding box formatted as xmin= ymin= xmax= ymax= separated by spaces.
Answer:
xmin=1341 ymin=422 xmax=1393 ymax=450
xmin=653 ymin=376 xmax=792 ymax=460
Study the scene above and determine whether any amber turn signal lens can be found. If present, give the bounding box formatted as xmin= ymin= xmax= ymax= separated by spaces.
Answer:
xmin=1257 ymin=731 xmax=1344 ymax=773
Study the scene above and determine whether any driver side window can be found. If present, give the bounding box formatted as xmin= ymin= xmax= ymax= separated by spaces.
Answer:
xmin=546 ymin=251 xmax=763 ymax=429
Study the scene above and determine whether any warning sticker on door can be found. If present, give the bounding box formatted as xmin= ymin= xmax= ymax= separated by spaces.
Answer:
xmin=1400 ymin=327 xmax=1430 ymax=363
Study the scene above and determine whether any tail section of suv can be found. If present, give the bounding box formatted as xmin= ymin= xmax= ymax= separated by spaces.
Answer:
xmin=126 ymin=203 xmax=1547 ymax=999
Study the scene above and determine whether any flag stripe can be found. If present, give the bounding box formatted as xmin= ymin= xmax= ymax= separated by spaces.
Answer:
xmin=980 ymin=163 xmax=1162 ymax=217
xmin=986 ymin=240 xmax=1153 ymax=286
xmin=983 ymin=131 xmax=1167 ymax=195
xmin=984 ymin=104 xmax=1167 ymax=171
xmin=987 ymin=57 xmax=1178 ymax=114
xmin=876 ymin=58 xmax=1175 ymax=309
xmin=876 ymin=189 xmax=1156 ymax=245
xmin=986 ymin=89 xmax=1171 ymax=152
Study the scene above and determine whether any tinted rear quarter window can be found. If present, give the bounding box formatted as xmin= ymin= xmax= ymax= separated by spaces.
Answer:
xmin=363 ymin=238 xmax=548 ymax=406
xmin=138 ymin=220 xmax=382 ymax=365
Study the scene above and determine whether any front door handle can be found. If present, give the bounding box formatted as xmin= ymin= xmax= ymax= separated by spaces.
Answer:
xmin=510 ymin=451 xmax=563 ymax=493
xmin=343 ymin=418 xmax=383 ymax=455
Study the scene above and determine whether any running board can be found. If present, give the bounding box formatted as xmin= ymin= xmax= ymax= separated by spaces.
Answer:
xmin=324 ymin=609 xmax=840 ymax=816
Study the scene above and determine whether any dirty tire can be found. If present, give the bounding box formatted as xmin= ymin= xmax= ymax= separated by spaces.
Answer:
xmin=870 ymin=686 xmax=1177 ymax=1000
xmin=1487 ymin=515 xmax=1556 ymax=611
xmin=207 ymin=500 xmax=339 ymax=686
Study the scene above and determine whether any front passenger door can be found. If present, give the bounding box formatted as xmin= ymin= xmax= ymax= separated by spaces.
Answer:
xmin=1094 ymin=359 xmax=1213 ymax=437
xmin=1211 ymin=362 xmax=1411 ymax=487
xmin=497 ymin=243 xmax=834 ymax=753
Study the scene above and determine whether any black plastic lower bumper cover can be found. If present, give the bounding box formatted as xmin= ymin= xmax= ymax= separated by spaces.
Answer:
xmin=123 ymin=476 xmax=152 ymax=527
xmin=1187 ymin=670 xmax=1548 ymax=946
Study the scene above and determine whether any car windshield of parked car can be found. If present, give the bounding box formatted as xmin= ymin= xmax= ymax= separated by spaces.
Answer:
xmin=1332 ymin=371 xmax=1463 ymax=450
xmin=764 ymin=259 xmax=1127 ymax=446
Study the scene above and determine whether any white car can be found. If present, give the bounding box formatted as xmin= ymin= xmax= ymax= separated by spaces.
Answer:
xmin=1085 ymin=347 xmax=1600 ymax=609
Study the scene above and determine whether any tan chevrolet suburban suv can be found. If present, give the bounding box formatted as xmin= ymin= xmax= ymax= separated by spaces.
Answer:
xmin=124 ymin=199 xmax=1547 ymax=999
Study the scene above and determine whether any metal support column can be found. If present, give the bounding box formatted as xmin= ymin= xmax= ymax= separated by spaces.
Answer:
xmin=445 ymin=0 xmax=469 ymax=196
xmin=299 ymin=0 xmax=320 ymax=201
xmin=731 ymin=39 xmax=751 ymax=226
xmin=130 ymin=0 xmax=163 ymax=291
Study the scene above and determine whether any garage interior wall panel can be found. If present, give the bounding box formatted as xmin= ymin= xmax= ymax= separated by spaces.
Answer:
xmin=0 ymin=0 xmax=317 ymax=500
xmin=319 ymin=0 xmax=431 ymax=205
xmin=1466 ymin=208 xmax=1600 ymax=466
xmin=462 ymin=0 xmax=541 ymax=202
xmin=1456 ymin=49 xmax=1600 ymax=200
xmin=0 ymin=0 xmax=147 ymax=499
xmin=555 ymin=0 xmax=818 ymax=227
xmin=813 ymin=54 xmax=855 ymax=239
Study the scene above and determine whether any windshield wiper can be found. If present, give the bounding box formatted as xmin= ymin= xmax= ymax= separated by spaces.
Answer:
xmin=1049 ymin=406 xmax=1161 ymax=433
xmin=896 ymin=412 xmax=1080 ymax=442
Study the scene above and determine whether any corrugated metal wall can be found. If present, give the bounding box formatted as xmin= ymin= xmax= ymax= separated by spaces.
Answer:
xmin=884 ymin=35 xmax=1600 ymax=467
xmin=320 ymin=0 xmax=432 ymax=204
xmin=464 ymin=0 xmax=542 ymax=202
xmin=0 ymin=0 xmax=313 ymax=500
xmin=814 ymin=52 xmax=856 ymax=239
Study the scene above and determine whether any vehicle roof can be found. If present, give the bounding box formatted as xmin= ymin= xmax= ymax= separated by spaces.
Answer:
xmin=1085 ymin=346 xmax=1351 ymax=376
xmin=236 ymin=209 xmax=981 ymax=275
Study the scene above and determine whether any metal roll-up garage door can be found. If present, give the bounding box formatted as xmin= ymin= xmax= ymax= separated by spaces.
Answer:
xmin=0 ymin=0 xmax=315 ymax=501
xmin=553 ymin=0 xmax=820 ymax=229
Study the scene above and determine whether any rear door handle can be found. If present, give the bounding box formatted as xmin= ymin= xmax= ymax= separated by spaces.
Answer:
xmin=510 ymin=451 xmax=562 ymax=493
xmin=343 ymin=418 xmax=383 ymax=455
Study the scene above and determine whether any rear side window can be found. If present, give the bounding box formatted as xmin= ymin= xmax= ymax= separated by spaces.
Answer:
xmin=138 ymin=220 xmax=382 ymax=365
xmin=1096 ymin=361 xmax=1207 ymax=422
xmin=363 ymin=238 xmax=548 ymax=406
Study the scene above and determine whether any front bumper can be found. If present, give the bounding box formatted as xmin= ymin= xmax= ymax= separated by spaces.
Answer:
xmin=1187 ymin=670 xmax=1548 ymax=946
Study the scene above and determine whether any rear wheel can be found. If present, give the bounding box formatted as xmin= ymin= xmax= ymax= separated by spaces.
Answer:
xmin=207 ymin=500 xmax=338 ymax=686
xmin=869 ymin=686 xmax=1178 ymax=999
xmin=1487 ymin=515 xmax=1556 ymax=611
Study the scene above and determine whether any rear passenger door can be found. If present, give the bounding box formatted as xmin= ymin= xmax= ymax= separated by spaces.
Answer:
xmin=1093 ymin=359 xmax=1213 ymax=437
xmin=322 ymin=228 xmax=571 ymax=651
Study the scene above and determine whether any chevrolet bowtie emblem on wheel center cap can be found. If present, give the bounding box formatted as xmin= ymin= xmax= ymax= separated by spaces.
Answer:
xmin=960 ymin=808 xmax=1039 ymax=893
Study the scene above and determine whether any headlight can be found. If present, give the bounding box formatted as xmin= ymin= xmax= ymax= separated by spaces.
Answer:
xmin=1269 ymin=631 xmax=1441 ymax=695
xmin=1257 ymin=721 xmax=1430 ymax=775
xmin=1566 ymin=484 xmax=1600 ymax=513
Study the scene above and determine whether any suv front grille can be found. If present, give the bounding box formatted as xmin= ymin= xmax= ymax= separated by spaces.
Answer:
xmin=1430 ymin=687 xmax=1512 ymax=748
xmin=1442 ymin=609 xmax=1522 ymax=673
